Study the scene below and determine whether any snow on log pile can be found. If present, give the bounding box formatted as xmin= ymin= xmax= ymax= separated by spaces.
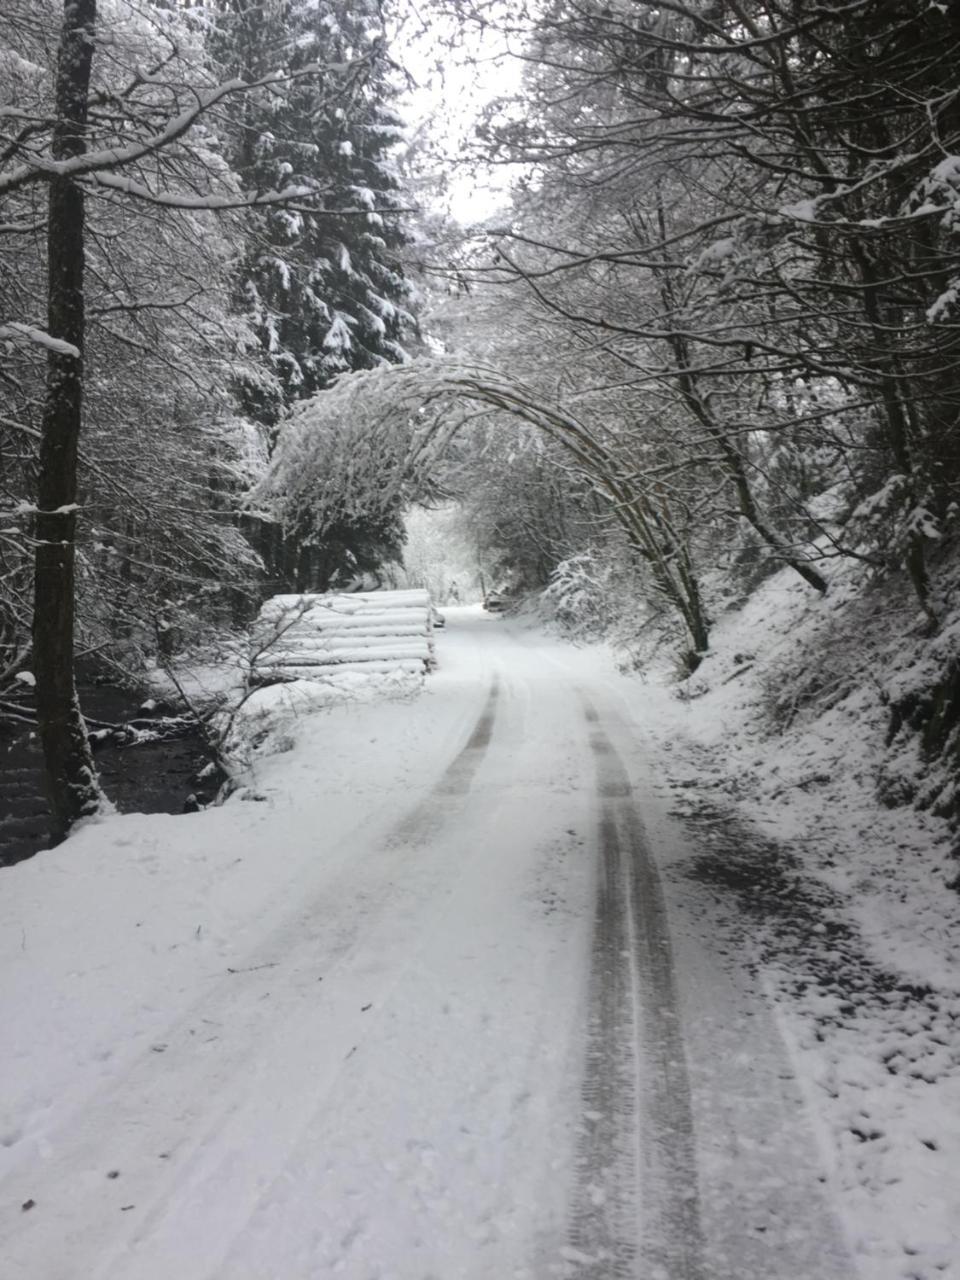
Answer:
xmin=254 ymin=589 xmax=435 ymax=682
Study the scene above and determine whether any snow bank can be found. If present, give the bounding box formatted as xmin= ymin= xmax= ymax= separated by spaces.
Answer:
xmin=223 ymin=668 xmax=423 ymax=770
xmin=629 ymin=558 xmax=960 ymax=1280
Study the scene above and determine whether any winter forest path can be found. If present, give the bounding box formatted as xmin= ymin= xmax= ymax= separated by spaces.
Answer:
xmin=1 ymin=610 xmax=854 ymax=1279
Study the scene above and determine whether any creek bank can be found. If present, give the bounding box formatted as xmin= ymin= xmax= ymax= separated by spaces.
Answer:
xmin=0 ymin=682 xmax=220 ymax=868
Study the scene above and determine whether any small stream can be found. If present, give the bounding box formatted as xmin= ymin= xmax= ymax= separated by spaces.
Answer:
xmin=0 ymin=683 xmax=219 ymax=869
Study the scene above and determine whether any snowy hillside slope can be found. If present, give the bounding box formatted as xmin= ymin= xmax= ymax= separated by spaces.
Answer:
xmin=621 ymin=557 xmax=960 ymax=1279
xmin=642 ymin=557 xmax=959 ymax=968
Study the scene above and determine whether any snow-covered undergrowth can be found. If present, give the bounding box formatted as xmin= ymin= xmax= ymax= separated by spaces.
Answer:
xmin=143 ymin=607 xmax=428 ymax=783
xmin=221 ymin=668 xmax=424 ymax=780
xmin=632 ymin=557 xmax=960 ymax=1280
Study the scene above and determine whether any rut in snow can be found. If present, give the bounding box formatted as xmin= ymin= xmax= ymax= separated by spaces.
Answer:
xmin=567 ymin=698 xmax=705 ymax=1280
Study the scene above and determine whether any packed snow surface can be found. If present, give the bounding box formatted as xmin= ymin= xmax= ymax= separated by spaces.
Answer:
xmin=0 ymin=609 xmax=955 ymax=1279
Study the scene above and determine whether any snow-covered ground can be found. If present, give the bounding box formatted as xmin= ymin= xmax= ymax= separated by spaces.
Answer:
xmin=0 ymin=606 xmax=956 ymax=1279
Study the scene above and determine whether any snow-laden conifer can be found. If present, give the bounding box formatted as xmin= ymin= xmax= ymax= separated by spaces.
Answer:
xmin=214 ymin=0 xmax=416 ymax=426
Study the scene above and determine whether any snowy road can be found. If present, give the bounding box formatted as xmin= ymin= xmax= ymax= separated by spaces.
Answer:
xmin=1 ymin=609 xmax=855 ymax=1279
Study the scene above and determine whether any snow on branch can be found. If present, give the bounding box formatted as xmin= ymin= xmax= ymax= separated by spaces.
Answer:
xmin=252 ymin=358 xmax=647 ymax=546
xmin=87 ymin=172 xmax=323 ymax=211
xmin=0 ymin=61 xmax=355 ymax=200
xmin=258 ymin=362 xmax=706 ymax=636
xmin=0 ymin=322 xmax=80 ymax=358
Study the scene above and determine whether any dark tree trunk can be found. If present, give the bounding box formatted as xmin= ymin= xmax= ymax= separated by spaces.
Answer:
xmin=33 ymin=0 xmax=101 ymax=841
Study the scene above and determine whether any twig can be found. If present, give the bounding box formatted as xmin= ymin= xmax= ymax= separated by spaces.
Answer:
xmin=721 ymin=663 xmax=755 ymax=684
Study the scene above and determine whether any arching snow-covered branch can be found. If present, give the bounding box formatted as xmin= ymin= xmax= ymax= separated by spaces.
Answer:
xmin=256 ymin=358 xmax=711 ymax=657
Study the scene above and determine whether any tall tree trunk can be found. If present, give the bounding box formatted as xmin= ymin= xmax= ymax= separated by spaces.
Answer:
xmin=851 ymin=241 xmax=937 ymax=626
xmin=663 ymin=329 xmax=829 ymax=596
xmin=33 ymin=0 xmax=101 ymax=842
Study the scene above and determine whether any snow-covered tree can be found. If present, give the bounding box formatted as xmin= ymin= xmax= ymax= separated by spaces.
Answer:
xmin=214 ymin=0 xmax=416 ymax=424
xmin=0 ymin=0 xmax=382 ymax=837
xmin=246 ymin=391 xmax=413 ymax=592
xmin=206 ymin=0 xmax=418 ymax=591
xmin=405 ymin=0 xmax=960 ymax=678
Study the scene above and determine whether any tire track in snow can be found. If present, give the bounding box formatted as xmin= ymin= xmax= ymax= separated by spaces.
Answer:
xmin=429 ymin=672 xmax=500 ymax=795
xmin=383 ymin=672 xmax=500 ymax=846
xmin=567 ymin=698 xmax=705 ymax=1280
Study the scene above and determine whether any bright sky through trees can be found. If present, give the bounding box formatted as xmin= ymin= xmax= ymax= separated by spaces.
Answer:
xmin=393 ymin=5 xmax=522 ymax=224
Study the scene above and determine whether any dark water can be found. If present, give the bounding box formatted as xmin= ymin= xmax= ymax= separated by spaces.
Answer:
xmin=0 ymin=684 xmax=218 ymax=868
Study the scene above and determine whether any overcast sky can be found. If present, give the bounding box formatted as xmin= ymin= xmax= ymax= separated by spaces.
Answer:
xmin=393 ymin=7 xmax=523 ymax=225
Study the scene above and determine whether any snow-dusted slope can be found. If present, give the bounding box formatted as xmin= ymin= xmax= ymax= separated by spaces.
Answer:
xmin=624 ymin=561 xmax=960 ymax=1280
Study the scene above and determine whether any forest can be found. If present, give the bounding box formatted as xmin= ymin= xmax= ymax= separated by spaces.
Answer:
xmin=2 ymin=0 xmax=960 ymax=862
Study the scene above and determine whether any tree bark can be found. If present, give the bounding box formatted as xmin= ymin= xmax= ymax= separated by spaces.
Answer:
xmin=663 ymin=328 xmax=829 ymax=596
xmin=33 ymin=0 xmax=101 ymax=841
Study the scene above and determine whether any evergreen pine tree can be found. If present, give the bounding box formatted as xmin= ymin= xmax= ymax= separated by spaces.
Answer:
xmin=216 ymin=0 xmax=415 ymax=426
xmin=211 ymin=0 xmax=416 ymax=592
